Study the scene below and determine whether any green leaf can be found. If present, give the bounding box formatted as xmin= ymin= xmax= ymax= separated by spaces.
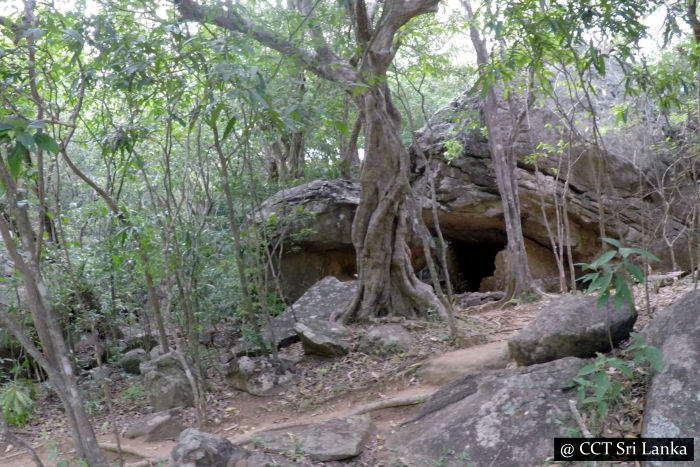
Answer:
xmin=596 ymin=289 xmax=610 ymax=307
xmin=222 ymin=117 xmax=237 ymax=140
xmin=623 ymin=263 xmax=644 ymax=282
xmin=334 ymin=121 xmax=350 ymax=138
xmin=210 ymin=103 xmax=223 ymax=127
xmin=34 ymin=133 xmax=59 ymax=153
xmin=602 ymin=237 xmax=622 ymax=249
xmin=608 ymin=359 xmax=633 ymax=378
xmin=8 ymin=143 xmax=25 ymax=180
xmin=597 ymin=400 xmax=608 ymax=419
xmin=644 ymin=346 xmax=663 ymax=372
xmin=576 ymin=363 xmax=599 ymax=376
xmin=609 ymin=380 xmax=622 ymax=400
xmin=591 ymin=250 xmax=617 ymax=269
xmin=16 ymin=132 xmax=36 ymax=152
xmin=26 ymin=121 xmax=47 ymax=130
xmin=594 ymin=371 xmax=610 ymax=399
xmin=619 ymin=248 xmax=660 ymax=262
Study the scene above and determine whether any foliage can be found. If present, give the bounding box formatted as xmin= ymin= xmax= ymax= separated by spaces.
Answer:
xmin=443 ymin=139 xmax=464 ymax=164
xmin=572 ymin=333 xmax=662 ymax=430
xmin=118 ymin=383 xmax=144 ymax=403
xmin=576 ymin=238 xmax=660 ymax=312
xmin=0 ymin=380 xmax=36 ymax=427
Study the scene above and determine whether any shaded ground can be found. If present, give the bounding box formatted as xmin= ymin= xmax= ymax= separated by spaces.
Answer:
xmin=0 ymin=276 xmax=693 ymax=466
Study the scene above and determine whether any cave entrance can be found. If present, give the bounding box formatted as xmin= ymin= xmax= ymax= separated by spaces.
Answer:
xmin=445 ymin=238 xmax=506 ymax=293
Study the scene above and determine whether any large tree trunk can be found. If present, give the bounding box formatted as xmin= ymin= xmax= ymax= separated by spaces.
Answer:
xmin=333 ymin=83 xmax=445 ymax=321
xmin=462 ymin=0 xmax=537 ymax=299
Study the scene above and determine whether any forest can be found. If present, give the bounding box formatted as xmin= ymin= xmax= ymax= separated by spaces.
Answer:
xmin=0 ymin=0 xmax=699 ymax=465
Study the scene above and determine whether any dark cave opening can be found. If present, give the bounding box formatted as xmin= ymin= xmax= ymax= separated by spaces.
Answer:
xmin=445 ymin=238 xmax=506 ymax=293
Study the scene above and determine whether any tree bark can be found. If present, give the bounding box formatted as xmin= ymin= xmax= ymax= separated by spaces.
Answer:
xmin=0 ymin=164 xmax=107 ymax=466
xmin=334 ymin=83 xmax=445 ymax=321
xmin=461 ymin=0 xmax=537 ymax=299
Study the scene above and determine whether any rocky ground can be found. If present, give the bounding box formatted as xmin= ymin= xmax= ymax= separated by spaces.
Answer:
xmin=0 ymin=275 xmax=695 ymax=466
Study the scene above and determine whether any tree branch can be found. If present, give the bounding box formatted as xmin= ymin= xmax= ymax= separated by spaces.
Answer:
xmin=369 ymin=0 xmax=441 ymax=72
xmin=174 ymin=0 xmax=357 ymax=82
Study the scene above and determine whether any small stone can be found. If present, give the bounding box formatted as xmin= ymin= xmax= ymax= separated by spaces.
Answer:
xmin=295 ymin=321 xmax=351 ymax=357
xmin=123 ymin=409 xmax=183 ymax=441
xmin=358 ymin=324 xmax=413 ymax=357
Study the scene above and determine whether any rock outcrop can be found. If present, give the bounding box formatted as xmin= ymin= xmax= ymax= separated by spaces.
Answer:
xmin=391 ymin=357 xmax=587 ymax=466
xmin=417 ymin=341 xmax=509 ymax=385
xmin=508 ymin=294 xmax=636 ymax=365
xmin=641 ymin=290 xmax=700 ymax=466
xmin=256 ymin=87 xmax=694 ymax=300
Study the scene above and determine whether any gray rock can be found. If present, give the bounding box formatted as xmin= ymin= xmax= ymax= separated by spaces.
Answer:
xmin=411 ymin=87 xmax=693 ymax=274
xmin=256 ymin=415 xmax=371 ymax=462
xmin=256 ymin=179 xmax=360 ymax=301
xmin=233 ymin=277 xmax=358 ymax=357
xmin=141 ymin=352 xmax=194 ymax=411
xmin=150 ymin=346 xmax=165 ymax=360
xmin=417 ymin=341 xmax=508 ymax=386
xmin=227 ymin=356 xmax=296 ymax=396
xmin=508 ymin=294 xmax=636 ymax=365
xmin=391 ymin=357 xmax=587 ymax=466
xmin=295 ymin=321 xmax=351 ymax=357
xmin=641 ymin=290 xmax=700 ymax=466
xmin=358 ymin=324 xmax=414 ymax=357
xmin=456 ymin=291 xmax=505 ymax=308
xmin=117 ymin=348 xmax=147 ymax=375
xmin=169 ymin=428 xmax=247 ymax=466
xmin=121 ymin=330 xmax=159 ymax=352
xmin=123 ymin=409 xmax=184 ymax=442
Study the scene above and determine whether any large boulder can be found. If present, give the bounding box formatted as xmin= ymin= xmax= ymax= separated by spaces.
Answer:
xmin=169 ymin=429 xmax=248 ymax=466
xmin=117 ymin=348 xmax=147 ymax=375
xmin=358 ymin=324 xmax=414 ymax=357
xmin=391 ymin=357 xmax=587 ymax=466
xmin=256 ymin=179 xmax=360 ymax=301
xmin=508 ymin=294 xmax=636 ymax=365
xmin=226 ymin=356 xmax=296 ymax=396
xmin=140 ymin=352 xmax=194 ymax=411
xmin=641 ymin=290 xmax=700 ymax=466
xmin=254 ymin=415 xmax=371 ymax=462
xmin=123 ymin=409 xmax=183 ymax=442
xmin=295 ymin=321 xmax=352 ymax=357
xmin=232 ymin=276 xmax=358 ymax=357
xmin=411 ymin=89 xmax=692 ymax=275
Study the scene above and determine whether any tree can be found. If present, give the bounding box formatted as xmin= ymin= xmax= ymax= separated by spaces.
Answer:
xmin=460 ymin=0 xmax=538 ymax=299
xmin=175 ymin=0 xmax=446 ymax=321
xmin=0 ymin=2 xmax=108 ymax=463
